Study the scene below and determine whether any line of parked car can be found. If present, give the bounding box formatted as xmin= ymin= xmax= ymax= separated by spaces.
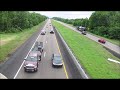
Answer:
xmin=24 ymin=23 xmax=63 ymax=73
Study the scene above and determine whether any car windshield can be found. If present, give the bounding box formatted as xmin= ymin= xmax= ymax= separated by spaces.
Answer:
xmin=26 ymin=56 xmax=37 ymax=62
xmin=38 ymin=45 xmax=42 ymax=48
xmin=53 ymin=56 xmax=62 ymax=63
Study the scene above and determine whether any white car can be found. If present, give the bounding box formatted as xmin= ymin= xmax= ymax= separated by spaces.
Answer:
xmin=41 ymin=30 xmax=46 ymax=35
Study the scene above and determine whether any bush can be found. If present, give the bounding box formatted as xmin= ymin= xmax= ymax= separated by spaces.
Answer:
xmin=108 ymin=27 xmax=120 ymax=39
xmin=0 ymin=11 xmax=47 ymax=33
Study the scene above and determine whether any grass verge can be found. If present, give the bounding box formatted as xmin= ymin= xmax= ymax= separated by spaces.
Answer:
xmin=0 ymin=21 xmax=46 ymax=62
xmin=52 ymin=20 xmax=120 ymax=79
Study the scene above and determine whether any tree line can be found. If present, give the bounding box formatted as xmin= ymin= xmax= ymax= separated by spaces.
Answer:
xmin=0 ymin=11 xmax=47 ymax=33
xmin=52 ymin=11 xmax=120 ymax=40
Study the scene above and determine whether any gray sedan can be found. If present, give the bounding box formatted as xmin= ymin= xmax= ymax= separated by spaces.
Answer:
xmin=52 ymin=54 xmax=63 ymax=67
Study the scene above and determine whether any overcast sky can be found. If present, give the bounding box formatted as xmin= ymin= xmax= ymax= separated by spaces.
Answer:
xmin=31 ymin=11 xmax=94 ymax=19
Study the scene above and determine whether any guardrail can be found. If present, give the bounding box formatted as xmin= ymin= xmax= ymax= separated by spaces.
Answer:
xmin=104 ymin=46 xmax=120 ymax=59
xmin=53 ymin=26 xmax=89 ymax=79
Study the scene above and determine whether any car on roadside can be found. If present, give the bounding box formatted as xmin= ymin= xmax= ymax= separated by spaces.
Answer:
xmin=98 ymin=38 xmax=106 ymax=44
xmin=41 ymin=30 xmax=46 ymax=35
xmin=51 ymin=54 xmax=63 ymax=67
xmin=24 ymin=51 xmax=41 ymax=72
xmin=81 ymin=30 xmax=87 ymax=35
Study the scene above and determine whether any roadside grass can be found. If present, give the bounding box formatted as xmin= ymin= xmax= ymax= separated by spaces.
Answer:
xmin=60 ymin=22 xmax=120 ymax=46
xmin=0 ymin=21 xmax=46 ymax=62
xmin=52 ymin=20 xmax=120 ymax=79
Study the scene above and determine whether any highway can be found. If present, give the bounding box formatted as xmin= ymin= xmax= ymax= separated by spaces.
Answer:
xmin=0 ymin=19 xmax=85 ymax=79
xmin=0 ymin=16 xmax=119 ymax=79
xmin=15 ymin=19 xmax=68 ymax=79
xmin=56 ymin=20 xmax=120 ymax=55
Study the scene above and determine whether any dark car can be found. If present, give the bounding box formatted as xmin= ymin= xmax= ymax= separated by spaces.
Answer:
xmin=50 ymin=29 xmax=54 ymax=34
xmin=38 ymin=42 xmax=44 ymax=53
xmin=41 ymin=30 xmax=46 ymax=35
xmin=98 ymin=38 xmax=106 ymax=44
xmin=24 ymin=51 xmax=41 ymax=72
xmin=51 ymin=54 xmax=63 ymax=67
xmin=35 ymin=41 xmax=44 ymax=53
xmin=82 ymin=30 xmax=87 ymax=35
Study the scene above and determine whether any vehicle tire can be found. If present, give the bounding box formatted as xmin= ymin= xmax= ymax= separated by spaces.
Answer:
xmin=39 ymin=56 xmax=41 ymax=61
xmin=39 ymin=59 xmax=41 ymax=61
xmin=61 ymin=65 xmax=63 ymax=67
xmin=35 ymin=68 xmax=38 ymax=72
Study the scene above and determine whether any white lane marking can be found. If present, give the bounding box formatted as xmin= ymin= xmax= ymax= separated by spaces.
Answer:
xmin=13 ymin=60 xmax=25 ymax=79
xmin=108 ymin=58 xmax=120 ymax=64
xmin=46 ymin=41 xmax=47 ymax=43
xmin=44 ymin=52 xmax=46 ymax=57
xmin=13 ymin=20 xmax=48 ymax=79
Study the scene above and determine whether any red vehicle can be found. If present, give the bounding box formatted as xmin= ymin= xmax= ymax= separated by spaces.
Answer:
xmin=98 ymin=38 xmax=106 ymax=44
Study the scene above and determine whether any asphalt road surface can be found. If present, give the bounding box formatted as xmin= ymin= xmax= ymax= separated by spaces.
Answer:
xmin=15 ymin=19 xmax=68 ymax=79
xmin=0 ymin=19 xmax=85 ymax=79
xmin=56 ymin=20 xmax=120 ymax=55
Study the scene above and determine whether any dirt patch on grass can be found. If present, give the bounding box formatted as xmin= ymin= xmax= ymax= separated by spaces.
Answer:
xmin=0 ymin=36 xmax=16 ymax=46
xmin=0 ymin=40 xmax=8 ymax=46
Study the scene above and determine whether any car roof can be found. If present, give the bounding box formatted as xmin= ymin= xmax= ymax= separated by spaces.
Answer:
xmin=29 ymin=51 xmax=37 ymax=57
xmin=53 ymin=54 xmax=60 ymax=56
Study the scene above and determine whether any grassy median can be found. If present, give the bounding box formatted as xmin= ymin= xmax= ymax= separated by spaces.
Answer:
xmin=0 ymin=21 xmax=46 ymax=62
xmin=52 ymin=20 xmax=120 ymax=79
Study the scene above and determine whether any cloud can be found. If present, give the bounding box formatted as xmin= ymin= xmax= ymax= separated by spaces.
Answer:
xmin=31 ymin=11 xmax=94 ymax=19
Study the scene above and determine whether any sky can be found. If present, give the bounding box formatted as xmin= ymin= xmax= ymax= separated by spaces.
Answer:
xmin=31 ymin=11 xmax=94 ymax=19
